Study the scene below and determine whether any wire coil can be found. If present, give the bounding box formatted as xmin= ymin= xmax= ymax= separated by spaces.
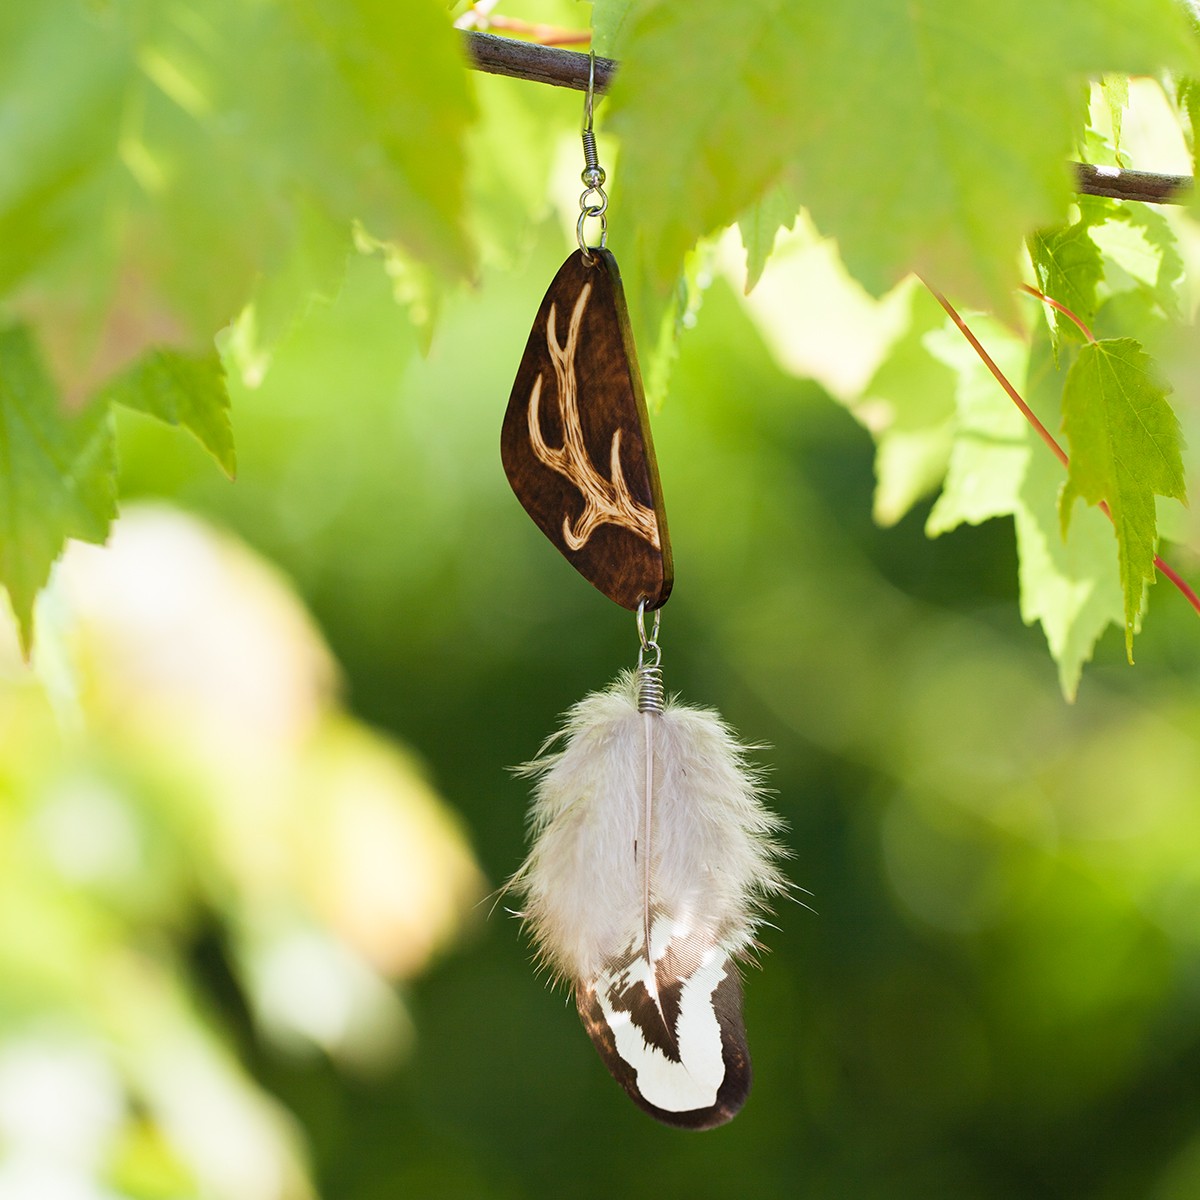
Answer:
xmin=637 ymin=663 xmax=665 ymax=714
xmin=635 ymin=600 xmax=664 ymax=713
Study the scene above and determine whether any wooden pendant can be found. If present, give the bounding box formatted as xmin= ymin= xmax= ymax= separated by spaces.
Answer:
xmin=502 ymin=249 xmax=672 ymax=611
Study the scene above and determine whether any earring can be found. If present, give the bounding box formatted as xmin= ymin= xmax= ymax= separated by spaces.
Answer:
xmin=501 ymin=51 xmax=786 ymax=1130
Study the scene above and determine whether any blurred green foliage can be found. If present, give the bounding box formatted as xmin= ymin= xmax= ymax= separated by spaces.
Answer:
xmin=2 ymin=2 xmax=1200 ymax=1198
xmin=97 ymin=219 xmax=1200 ymax=1197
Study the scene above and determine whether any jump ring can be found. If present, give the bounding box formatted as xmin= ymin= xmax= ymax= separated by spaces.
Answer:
xmin=578 ymin=187 xmax=608 ymax=218
xmin=576 ymin=207 xmax=608 ymax=258
xmin=636 ymin=598 xmax=661 ymax=664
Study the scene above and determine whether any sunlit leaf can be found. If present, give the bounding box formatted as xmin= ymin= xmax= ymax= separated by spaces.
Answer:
xmin=0 ymin=325 xmax=115 ymax=652
xmin=1060 ymin=337 xmax=1186 ymax=658
xmin=738 ymin=176 xmax=801 ymax=294
xmin=605 ymin=0 xmax=1197 ymax=312
xmin=1028 ymin=221 xmax=1104 ymax=352
xmin=0 ymin=0 xmax=474 ymax=399
xmin=854 ymin=288 xmax=958 ymax=527
xmin=1101 ymin=73 xmax=1130 ymax=162
xmin=592 ymin=0 xmax=639 ymax=55
xmin=1090 ymin=204 xmax=1185 ymax=324
xmin=98 ymin=348 xmax=235 ymax=478
xmin=1178 ymin=75 xmax=1200 ymax=178
xmin=925 ymin=316 xmax=1030 ymax=535
xmin=920 ymin=317 xmax=1129 ymax=696
xmin=1018 ymin=334 xmax=1124 ymax=699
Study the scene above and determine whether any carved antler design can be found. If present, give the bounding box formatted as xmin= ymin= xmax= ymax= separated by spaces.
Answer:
xmin=528 ymin=283 xmax=661 ymax=551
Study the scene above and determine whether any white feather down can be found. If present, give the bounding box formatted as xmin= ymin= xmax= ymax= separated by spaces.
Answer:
xmin=509 ymin=671 xmax=786 ymax=984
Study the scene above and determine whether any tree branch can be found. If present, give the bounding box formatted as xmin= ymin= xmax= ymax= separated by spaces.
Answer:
xmin=463 ymin=31 xmax=615 ymax=93
xmin=1073 ymin=162 xmax=1191 ymax=204
xmin=461 ymin=31 xmax=1195 ymax=206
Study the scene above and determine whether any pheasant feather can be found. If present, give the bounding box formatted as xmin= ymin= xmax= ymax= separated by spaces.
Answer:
xmin=509 ymin=671 xmax=786 ymax=1129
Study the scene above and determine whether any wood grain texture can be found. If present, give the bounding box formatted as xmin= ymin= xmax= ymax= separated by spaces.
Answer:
xmin=502 ymin=250 xmax=672 ymax=610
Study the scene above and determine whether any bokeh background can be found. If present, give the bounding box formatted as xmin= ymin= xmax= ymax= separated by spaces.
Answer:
xmin=5 ymin=24 xmax=1200 ymax=1200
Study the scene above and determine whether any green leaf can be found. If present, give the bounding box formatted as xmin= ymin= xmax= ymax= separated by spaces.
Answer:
xmin=1090 ymin=205 xmax=1185 ymax=324
xmin=642 ymin=239 xmax=714 ymax=409
xmin=464 ymin=70 xmax=571 ymax=273
xmin=920 ymin=316 xmax=1126 ymax=697
xmin=1178 ymin=76 xmax=1200 ymax=178
xmin=604 ymin=2 xmax=803 ymax=295
xmin=1101 ymin=73 xmax=1130 ymax=162
xmin=854 ymin=287 xmax=958 ymax=526
xmin=1060 ymin=338 xmax=1186 ymax=658
xmin=1028 ymin=221 xmax=1104 ymax=352
xmin=606 ymin=0 xmax=1198 ymax=312
xmin=1017 ymin=456 xmax=1126 ymax=699
xmin=224 ymin=200 xmax=352 ymax=388
xmin=1018 ymin=333 xmax=1124 ymax=699
xmin=0 ymin=325 xmax=116 ymax=653
xmin=299 ymin=0 xmax=476 ymax=274
xmin=592 ymin=0 xmax=639 ymax=55
xmin=925 ymin=315 xmax=1031 ymax=536
xmin=738 ymin=175 xmax=801 ymax=293
xmin=99 ymin=349 xmax=236 ymax=478
xmin=0 ymin=0 xmax=474 ymax=398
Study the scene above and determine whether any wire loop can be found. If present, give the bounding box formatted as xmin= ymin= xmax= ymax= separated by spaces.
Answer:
xmin=636 ymin=599 xmax=662 ymax=668
xmin=577 ymin=207 xmax=608 ymax=259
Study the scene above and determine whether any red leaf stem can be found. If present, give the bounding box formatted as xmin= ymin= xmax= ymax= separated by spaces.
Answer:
xmin=923 ymin=280 xmax=1200 ymax=622
xmin=925 ymin=282 xmax=1068 ymax=470
xmin=1018 ymin=283 xmax=1095 ymax=342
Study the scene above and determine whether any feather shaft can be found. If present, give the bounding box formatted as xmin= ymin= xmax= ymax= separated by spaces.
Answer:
xmin=642 ymin=709 xmax=654 ymax=965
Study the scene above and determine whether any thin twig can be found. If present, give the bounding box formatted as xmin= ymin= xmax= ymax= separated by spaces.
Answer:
xmin=460 ymin=32 xmax=1194 ymax=205
xmin=463 ymin=30 xmax=614 ymax=92
xmin=928 ymin=281 xmax=1200 ymax=620
xmin=1074 ymin=162 xmax=1192 ymax=205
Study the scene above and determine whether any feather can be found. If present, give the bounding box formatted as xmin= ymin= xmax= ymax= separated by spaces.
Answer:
xmin=509 ymin=670 xmax=786 ymax=1129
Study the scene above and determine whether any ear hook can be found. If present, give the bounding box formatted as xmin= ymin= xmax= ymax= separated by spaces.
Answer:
xmin=583 ymin=48 xmax=596 ymax=141
xmin=577 ymin=47 xmax=608 ymax=261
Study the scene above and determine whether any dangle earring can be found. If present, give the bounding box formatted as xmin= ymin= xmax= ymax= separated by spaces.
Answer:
xmin=501 ymin=52 xmax=786 ymax=1131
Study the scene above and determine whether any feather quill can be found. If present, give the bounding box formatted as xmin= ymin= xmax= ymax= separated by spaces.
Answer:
xmin=509 ymin=671 xmax=786 ymax=1129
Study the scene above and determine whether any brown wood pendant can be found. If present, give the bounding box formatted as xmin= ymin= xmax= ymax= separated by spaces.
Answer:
xmin=502 ymin=249 xmax=672 ymax=610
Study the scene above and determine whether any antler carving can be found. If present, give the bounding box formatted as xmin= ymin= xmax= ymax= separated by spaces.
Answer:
xmin=528 ymin=283 xmax=661 ymax=552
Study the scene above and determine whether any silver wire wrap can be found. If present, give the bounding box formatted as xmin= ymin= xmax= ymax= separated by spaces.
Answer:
xmin=636 ymin=600 xmax=664 ymax=714
xmin=578 ymin=49 xmax=609 ymax=261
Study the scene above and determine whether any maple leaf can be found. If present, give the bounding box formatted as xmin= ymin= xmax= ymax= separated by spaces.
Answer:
xmin=854 ymin=287 xmax=958 ymax=527
xmin=0 ymin=0 xmax=473 ymax=400
xmin=1060 ymin=338 xmax=1186 ymax=658
xmin=922 ymin=317 xmax=1130 ymax=697
xmin=1029 ymin=221 xmax=1105 ymax=353
xmin=604 ymin=0 xmax=1198 ymax=313
xmin=99 ymin=348 xmax=236 ymax=478
xmin=0 ymin=325 xmax=116 ymax=653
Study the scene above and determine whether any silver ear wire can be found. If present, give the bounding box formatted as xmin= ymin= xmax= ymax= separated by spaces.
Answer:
xmin=578 ymin=48 xmax=608 ymax=260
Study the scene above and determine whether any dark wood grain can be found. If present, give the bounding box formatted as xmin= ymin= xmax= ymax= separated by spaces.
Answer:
xmin=502 ymin=250 xmax=672 ymax=610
